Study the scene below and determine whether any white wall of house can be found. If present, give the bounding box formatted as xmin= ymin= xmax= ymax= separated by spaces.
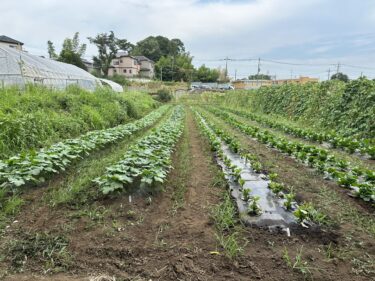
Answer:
xmin=0 ymin=42 xmax=22 ymax=50
xmin=108 ymin=56 xmax=140 ymax=77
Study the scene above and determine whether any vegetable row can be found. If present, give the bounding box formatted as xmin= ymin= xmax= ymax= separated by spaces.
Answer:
xmin=218 ymin=107 xmax=375 ymax=159
xmin=203 ymin=107 xmax=375 ymax=203
xmin=94 ymin=105 xmax=185 ymax=195
xmin=193 ymin=108 xmax=326 ymax=225
xmin=0 ymin=106 xmax=170 ymax=190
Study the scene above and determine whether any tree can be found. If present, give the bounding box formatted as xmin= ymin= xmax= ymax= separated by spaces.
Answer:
xmin=248 ymin=73 xmax=271 ymax=80
xmin=47 ymin=40 xmax=57 ymax=59
xmin=155 ymin=53 xmax=194 ymax=82
xmin=331 ymin=72 xmax=349 ymax=82
xmin=88 ymin=31 xmax=133 ymax=76
xmin=47 ymin=32 xmax=87 ymax=70
xmin=194 ymin=65 xmax=220 ymax=82
xmin=131 ymin=36 xmax=185 ymax=62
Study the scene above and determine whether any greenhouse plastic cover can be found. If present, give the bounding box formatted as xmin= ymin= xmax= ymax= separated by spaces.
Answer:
xmin=0 ymin=45 xmax=102 ymax=91
xmin=99 ymin=78 xmax=123 ymax=92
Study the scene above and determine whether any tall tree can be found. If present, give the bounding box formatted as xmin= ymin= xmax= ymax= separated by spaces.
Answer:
xmin=155 ymin=53 xmax=194 ymax=82
xmin=131 ymin=36 xmax=185 ymax=62
xmin=46 ymin=32 xmax=87 ymax=70
xmin=331 ymin=72 xmax=349 ymax=82
xmin=194 ymin=65 xmax=220 ymax=82
xmin=47 ymin=40 xmax=57 ymax=59
xmin=88 ymin=31 xmax=133 ymax=76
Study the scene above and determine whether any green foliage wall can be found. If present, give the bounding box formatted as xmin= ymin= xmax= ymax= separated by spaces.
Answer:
xmin=205 ymin=79 xmax=375 ymax=138
xmin=0 ymin=85 xmax=158 ymax=158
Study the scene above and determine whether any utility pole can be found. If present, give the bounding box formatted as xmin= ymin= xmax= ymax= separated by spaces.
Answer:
xmin=327 ymin=68 xmax=331 ymax=81
xmin=224 ymin=56 xmax=229 ymax=80
xmin=336 ymin=62 xmax=340 ymax=74
xmin=256 ymin=58 xmax=261 ymax=86
xmin=234 ymin=69 xmax=237 ymax=81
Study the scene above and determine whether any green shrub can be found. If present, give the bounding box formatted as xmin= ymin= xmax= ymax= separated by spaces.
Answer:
xmin=155 ymin=89 xmax=172 ymax=103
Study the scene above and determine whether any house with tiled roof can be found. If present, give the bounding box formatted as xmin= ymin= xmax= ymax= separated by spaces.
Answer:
xmin=0 ymin=35 xmax=23 ymax=51
xmin=108 ymin=52 xmax=154 ymax=79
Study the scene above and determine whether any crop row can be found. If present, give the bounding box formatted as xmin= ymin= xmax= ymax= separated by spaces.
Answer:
xmin=219 ymin=106 xmax=375 ymax=159
xmin=94 ymin=106 xmax=185 ymax=195
xmin=203 ymin=107 xmax=375 ymax=203
xmin=0 ymin=105 xmax=171 ymax=191
xmin=193 ymin=108 xmax=326 ymax=225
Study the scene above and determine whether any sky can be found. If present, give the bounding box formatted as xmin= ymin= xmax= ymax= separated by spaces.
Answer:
xmin=2 ymin=0 xmax=375 ymax=80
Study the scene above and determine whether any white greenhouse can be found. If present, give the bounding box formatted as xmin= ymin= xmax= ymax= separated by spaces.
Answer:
xmin=0 ymin=45 xmax=122 ymax=92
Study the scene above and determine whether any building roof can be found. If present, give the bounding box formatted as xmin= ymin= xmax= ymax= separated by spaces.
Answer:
xmin=134 ymin=56 xmax=154 ymax=63
xmin=0 ymin=35 xmax=24 ymax=45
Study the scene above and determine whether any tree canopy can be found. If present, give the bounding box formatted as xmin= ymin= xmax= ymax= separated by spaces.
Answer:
xmin=194 ymin=65 xmax=220 ymax=82
xmin=331 ymin=72 xmax=349 ymax=82
xmin=131 ymin=36 xmax=185 ymax=62
xmin=88 ymin=31 xmax=133 ymax=76
xmin=155 ymin=53 xmax=194 ymax=82
xmin=47 ymin=32 xmax=87 ymax=70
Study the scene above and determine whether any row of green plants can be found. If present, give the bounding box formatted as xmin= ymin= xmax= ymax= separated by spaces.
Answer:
xmin=204 ymin=107 xmax=375 ymax=203
xmin=94 ymin=106 xmax=185 ymax=194
xmin=193 ymin=108 xmax=327 ymax=225
xmin=0 ymin=85 xmax=158 ymax=158
xmin=204 ymin=79 xmax=374 ymax=139
xmin=219 ymin=107 xmax=375 ymax=159
xmin=0 ymin=106 xmax=170 ymax=191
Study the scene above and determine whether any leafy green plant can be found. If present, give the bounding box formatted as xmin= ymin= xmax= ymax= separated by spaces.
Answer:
xmin=248 ymin=196 xmax=261 ymax=215
xmin=269 ymin=173 xmax=278 ymax=181
xmin=242 ymin=188 xmax=251 ymax=201
xmin=294 ymin=202 xmax=327 ymax=225
xmin=284 ymin=191 xmax=296 ymax=210
xmin=268 ymin=181 xmax=284 ymax=194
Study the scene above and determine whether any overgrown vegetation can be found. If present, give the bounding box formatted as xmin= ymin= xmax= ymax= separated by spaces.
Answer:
xmin=0 ymin=85 xmax=158 ymax=158
xmin=203 ymin=78 xmax=375 ymax=139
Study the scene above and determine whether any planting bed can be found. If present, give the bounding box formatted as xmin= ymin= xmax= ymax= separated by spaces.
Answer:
xmin=0 ymin=88 xmax=374 ymax=281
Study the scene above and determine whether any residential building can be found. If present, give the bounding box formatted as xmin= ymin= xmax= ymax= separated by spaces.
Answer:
xmin=108 ymin=52 xmax=154 ymax=78
xmin=82 ymin=59 xmax=95 ymax=73
xmin=134 ymin=56 xmax=155 ymax=78
xmin=0 ymin=35 xmax=23 ymax=50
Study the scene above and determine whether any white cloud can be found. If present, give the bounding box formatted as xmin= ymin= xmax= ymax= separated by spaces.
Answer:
xmin=1 ymin=0 xmax=375 ymax=79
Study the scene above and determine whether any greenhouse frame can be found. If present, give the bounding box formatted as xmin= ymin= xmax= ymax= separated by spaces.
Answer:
xmin=0 ymin=45 xmax=122 ymax=92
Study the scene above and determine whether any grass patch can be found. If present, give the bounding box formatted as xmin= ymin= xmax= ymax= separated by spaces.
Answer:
xmin=4 ymin=231 xmax=72 ymax=273
xmin=170 ymin=114 xmax=190 ymax=215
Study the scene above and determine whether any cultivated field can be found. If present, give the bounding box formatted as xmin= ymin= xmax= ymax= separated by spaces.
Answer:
xmin=0 ymin=81 xmax=374 ymax=281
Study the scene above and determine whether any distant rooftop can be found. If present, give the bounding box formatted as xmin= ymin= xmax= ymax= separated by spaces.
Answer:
xmin=0 ymin=35 xmax=23 ymax=45
xmin=134 ymin=56 xmax=154 ymax=63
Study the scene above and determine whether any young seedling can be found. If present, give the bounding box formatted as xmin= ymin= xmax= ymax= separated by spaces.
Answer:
xmin=233 ymin=167 xmax=242 ymax=182
xmin=268 ymin=181 xmax=284 ymax=194
xmin=251 ymin=161 xmax=262 ymax=173
xmin=238 ymin=178 xmax=246 ymax=188
xmin=269 ymin=172 xmax=278 ymax=181
xmin=242 ymin=188 xmax=251 ymax=202
xmin=248 ymin=196 xmax=261 ymax=215
xmin=284 ymin=191 xmax=296 ymax=210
